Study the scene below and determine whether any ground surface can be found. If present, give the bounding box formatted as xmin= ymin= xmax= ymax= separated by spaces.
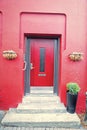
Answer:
xmin=78 ymin=113 xmax=87 ymax=129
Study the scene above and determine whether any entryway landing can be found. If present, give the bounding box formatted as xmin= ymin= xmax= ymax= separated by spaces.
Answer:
xmin=30 ymin=87 xmax=54 ymax=94
xmin=1 ymin=87 xmax=80 ymax=128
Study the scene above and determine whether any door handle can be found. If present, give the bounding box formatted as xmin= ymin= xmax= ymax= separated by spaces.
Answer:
xmin=23 ymin=61 xmax=27 ymax=71
xmin=30 ymin=63 xmax=34 ymax=70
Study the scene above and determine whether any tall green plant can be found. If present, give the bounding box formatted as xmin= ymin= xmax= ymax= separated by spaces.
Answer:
xmin=66 ymin=82 xmax=80 ymax=95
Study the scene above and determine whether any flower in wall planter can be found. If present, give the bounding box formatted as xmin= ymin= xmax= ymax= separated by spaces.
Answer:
xmin=69 ymin=52 xmax=83 ymax=61
xmin=66 ymin=82 xmax=80 ymax=114
xmin=3 ymin=50 xmax=17 ymax=60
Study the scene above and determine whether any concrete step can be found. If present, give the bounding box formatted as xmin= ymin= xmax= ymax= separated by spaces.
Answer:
xmin=23 ymin=94 xmax=58 ymax=97
xmin=30 ymin=87 xmax=53 ymax=90
xmin=17 ymin=107 xmax=66 ymax=112
xmin=18 ymin=97 xmax=65 ymax=108
xmin=1 ymin=112 xmax=80 ymax=128
xmin=1 ymin=89 xmax=81 ymax=128
xmin=18 ymin=100 xmax=65 ymax=106
xmin=17 ymin=104 xmax=66 ymax=110
xmin=22 ymin=100 xmax=61 ymax=105
xmin=30 ymin=87 xmax=53 ymax=92
xmin=23 ymin=95 xmax=59 ymax=102
xmin=28 ymin=87 xmax=54 ymax=95
xmin=30 ymin=90 xmax=53 ymax=94
xmin=9 ymin=108 xmax=67 ymax=114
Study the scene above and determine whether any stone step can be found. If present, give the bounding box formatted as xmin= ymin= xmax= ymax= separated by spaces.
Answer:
xmin=28 ymin=93 xmax=55 ymax=96
xmin=30 ymin=87 xmax=53 ymax=95
xmin=23 ymin=95 xmax=59 ymax=102
xmin=17 ymin=104 xmax=66 ymax=110
xmin=1 ymin=112 xmax=80 ymax=128
xmin=23 ymin=94 xmax=58 ymax=97
xmin=19 ymin=101 xmax=65 ymax=106
xmin=1 ymin=89 xmax=81 ymax=129
xmin=17 ymin=106 xmax=65 ymax=111
xmin=23 ymin=99 xmax=59 ymax=103
xmin=30 ymin=86 xmax=53 ymax=91
xmin=22 ymin=100 xmax=59 ymax=104
xmin=23 ymin=96 xmax=60 ymax=100
xmin=30 ymin=90 xmax=53 ymax=94
xmin=22 ymin=99 xmax=60 ymax=103
xmin=30 ymin=87 xmax=53 ymax=92
xmin=9 ymin=108 xmax=67 ymax=114
xmin=21 ymin=102 xmax=65 ymax=108
xmin=22 ymin=101 xmax=61 ymax=105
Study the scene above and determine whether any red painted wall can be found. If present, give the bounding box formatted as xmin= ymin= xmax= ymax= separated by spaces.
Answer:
xmin=0 ymin=0 xmax=87 ymax=113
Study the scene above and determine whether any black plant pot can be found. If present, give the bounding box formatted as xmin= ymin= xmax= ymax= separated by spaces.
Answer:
xmin=67 ymin=91 xmax=78 ymax=113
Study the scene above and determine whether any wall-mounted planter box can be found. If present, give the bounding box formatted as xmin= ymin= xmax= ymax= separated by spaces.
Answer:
xmin=69 ymin=52 xmax=83 ymax=61
xmin=3 ymin=50 xmax=17 ymax=60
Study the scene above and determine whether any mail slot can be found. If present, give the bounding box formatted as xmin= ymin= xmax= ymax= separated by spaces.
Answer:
xmin=38 ymin=74 xmax=46 ymax=76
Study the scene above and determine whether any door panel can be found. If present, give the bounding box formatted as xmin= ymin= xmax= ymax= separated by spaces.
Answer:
xmin=30 ymin=39 xmax=54 ymax=86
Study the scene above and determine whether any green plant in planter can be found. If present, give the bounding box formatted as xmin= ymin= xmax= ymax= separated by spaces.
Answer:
xmin=66 ymin=82 xmax=80 ymax=113
xmin=66 ymin=82 xmax=80 ymax=95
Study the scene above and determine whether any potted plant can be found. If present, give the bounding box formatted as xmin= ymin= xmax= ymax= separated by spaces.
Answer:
xmin=66 ymin=82 xmax=80 ymax=113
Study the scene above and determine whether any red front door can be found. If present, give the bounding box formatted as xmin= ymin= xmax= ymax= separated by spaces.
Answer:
xmin=30 ymin=39 xmax=54 ymax=86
